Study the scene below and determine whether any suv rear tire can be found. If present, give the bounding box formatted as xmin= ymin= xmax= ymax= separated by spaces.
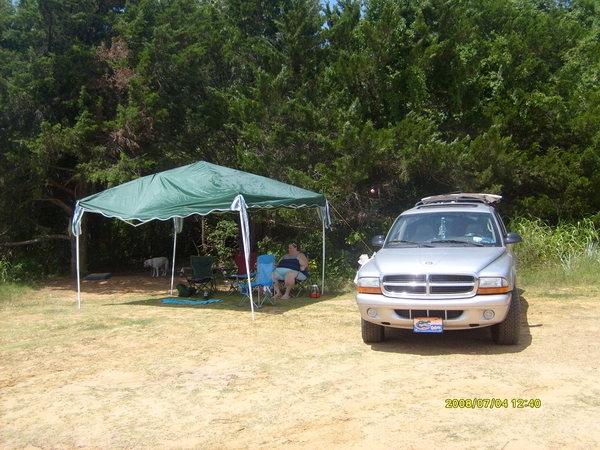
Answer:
xmin=361 ymin=319 xmax=384 ymax=343
xmin=491 ymin=289 xmax=521 ymax=345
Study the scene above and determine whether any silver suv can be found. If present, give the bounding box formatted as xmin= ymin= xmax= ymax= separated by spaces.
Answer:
xmin=355 ymin=193 xmax=522 ymax=345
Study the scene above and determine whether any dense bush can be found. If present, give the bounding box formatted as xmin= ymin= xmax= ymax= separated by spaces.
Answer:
xmin=1 ymin=0 xmax=599 ymax=288
xmin=512 ymin=217 xmax=600 ymax=286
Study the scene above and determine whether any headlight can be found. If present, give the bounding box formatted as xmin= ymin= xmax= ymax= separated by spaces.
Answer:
xmin=356 ymin=277 xmax=382 ymax=294
xmin=477 ymin=277 xmax=510 ymax=294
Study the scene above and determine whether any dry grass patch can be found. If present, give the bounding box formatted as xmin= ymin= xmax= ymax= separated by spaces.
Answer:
xmin=1 ymin=275 xmax=599 ymax=449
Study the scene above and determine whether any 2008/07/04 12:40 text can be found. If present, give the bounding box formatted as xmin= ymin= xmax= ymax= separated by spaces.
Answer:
xmin=445 ymin=398 xmax=542 ymax=409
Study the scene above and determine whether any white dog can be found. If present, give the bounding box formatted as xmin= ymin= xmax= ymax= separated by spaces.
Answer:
xmin=144 ymin=257 xmax=169 ymax=277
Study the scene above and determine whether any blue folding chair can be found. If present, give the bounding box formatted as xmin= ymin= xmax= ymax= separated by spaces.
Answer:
xmin=238 ymin=254 xmax=276 ymax=308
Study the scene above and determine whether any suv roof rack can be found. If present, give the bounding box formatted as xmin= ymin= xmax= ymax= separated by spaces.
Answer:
xmin=416 ymin=193 xmax=502 ymax=206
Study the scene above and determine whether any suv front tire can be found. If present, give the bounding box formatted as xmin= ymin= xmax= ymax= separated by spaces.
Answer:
xmin=491 ymin=289 xmax=521 ymax=345
xmin=361 ymin=318 xmax=384 ymax=343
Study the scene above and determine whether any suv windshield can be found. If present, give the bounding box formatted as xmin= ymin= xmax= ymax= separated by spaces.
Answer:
xmin=385 ymin=211 xmax=501 ymax=247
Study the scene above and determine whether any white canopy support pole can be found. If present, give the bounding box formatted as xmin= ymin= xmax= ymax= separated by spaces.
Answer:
xmin=321 ymin=218 xmax=326 ymax=294
xmin=241 ymin=211 xmax=255 ymax=321
xmin=170 ymin=228 xmax=177 ymax=295
xmin=72 ymin=204 xmax=85 ymax=308
xmin=317 ymin=202 xmax=330 ymax=295
xmin=170 ymin=217 xmax=184 ymax=295
xmin=233 ymin=195 xmax=254 ymax=320
xmin=76 ymin=232 xmax=81 ymax=309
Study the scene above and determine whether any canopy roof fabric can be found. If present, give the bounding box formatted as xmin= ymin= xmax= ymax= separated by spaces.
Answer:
xmin=73 ymin=161 xmax=328 ymax=227
xmin=71 ymin=161 xmax=330 ymax=318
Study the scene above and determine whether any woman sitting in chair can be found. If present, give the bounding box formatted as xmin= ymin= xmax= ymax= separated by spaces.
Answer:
xmin=272 ymin=242 xmax=308 ymax=299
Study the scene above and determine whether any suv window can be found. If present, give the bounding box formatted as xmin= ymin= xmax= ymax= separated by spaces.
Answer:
xmin=386 ymin=211 xmax=500 ymax=246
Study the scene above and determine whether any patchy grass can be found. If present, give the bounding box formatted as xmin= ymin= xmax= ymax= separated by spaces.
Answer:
xmin=1 ymin=275 xmax=600 ymax=449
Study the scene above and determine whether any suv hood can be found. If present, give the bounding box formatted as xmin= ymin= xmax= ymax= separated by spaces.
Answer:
xmin=367 ymin=247 xmax=506 ymax=275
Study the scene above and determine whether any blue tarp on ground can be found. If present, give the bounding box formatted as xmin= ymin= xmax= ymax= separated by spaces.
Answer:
xmin=162 ymin=298 xmax=223 ymax=306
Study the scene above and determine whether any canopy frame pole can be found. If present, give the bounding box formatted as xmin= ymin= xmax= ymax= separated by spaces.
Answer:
xmin=242 ymin=217 xmax=255 ymax=321
xmin=76 ymin=232 xmax=81 ymax=309
xmin=321 ymin=218 xmax=326 ymax=294
xmin=233 ymin=195 xmax=255 ymax=320
xmin=170 ymin=228 xmax=177 ymax=295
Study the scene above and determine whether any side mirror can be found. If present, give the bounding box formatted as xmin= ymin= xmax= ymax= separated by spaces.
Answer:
xmin=505 ymin=232 xmax=522 ymax=244
xmin=371 ymin=235 xmax=385 ymax=247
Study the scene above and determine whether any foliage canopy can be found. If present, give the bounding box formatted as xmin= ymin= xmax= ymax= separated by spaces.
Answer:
xmin=1 ymin=0 xmax=598 ymax=278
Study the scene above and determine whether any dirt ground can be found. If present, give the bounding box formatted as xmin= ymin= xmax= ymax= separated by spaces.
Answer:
xmin=1 ymin=274 xmax=599 ymax=449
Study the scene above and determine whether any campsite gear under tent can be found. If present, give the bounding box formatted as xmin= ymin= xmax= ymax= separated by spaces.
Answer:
xmin=290 ymin=272 xmax=311 ymax=298
xmin=238 ymin=254 xmax=276 ymax=309
xmin=188 ymin=256 xmax=217 ymax=297
xmin=226 ymin=251 xmax=257 ymax=295
xmin=71 ymin=161 xmax=331 ymax=319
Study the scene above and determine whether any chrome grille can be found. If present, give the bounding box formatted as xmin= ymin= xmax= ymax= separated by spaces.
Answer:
xmin=382 ymin=274 xmax=476 ymax=297
xmin=395 ymin=309 xmax=463 ymax=320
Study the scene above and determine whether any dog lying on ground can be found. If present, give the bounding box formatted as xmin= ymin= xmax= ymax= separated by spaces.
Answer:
xmin=144 ymin=257 xmax=169 ymax=277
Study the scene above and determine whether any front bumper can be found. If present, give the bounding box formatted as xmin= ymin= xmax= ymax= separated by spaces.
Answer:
xmin=355 ymin=292 xmax=512 ymax=330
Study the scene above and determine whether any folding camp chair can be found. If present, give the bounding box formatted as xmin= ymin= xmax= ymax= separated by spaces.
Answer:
xmin=279 ymin=253 xmax=311 ymax=298
xmin=187 ymin=256 xmax=216 ymax=297
xmin=238 ymin=254 xmax=276 ymax=308
xmin=226 ymin=251 xmax=257 ymax=295
xmin=290 ymin=272 xmax=311 ymax=298
xmin=273 ymin=252 xmax=312 ymax=298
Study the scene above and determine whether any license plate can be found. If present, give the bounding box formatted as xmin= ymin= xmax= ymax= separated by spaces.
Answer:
xmin=413 ymin=317 xmax=443 ymax=333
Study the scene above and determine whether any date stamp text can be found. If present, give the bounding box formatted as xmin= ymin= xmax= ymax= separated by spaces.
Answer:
xmin=445 ymin=398 xmax=542 ymax=409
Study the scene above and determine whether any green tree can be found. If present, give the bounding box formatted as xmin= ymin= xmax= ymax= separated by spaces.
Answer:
xmin=1 ymin=0 xmax=127 ymax=274
xmin=2 ymin=0 xmax=599 ymax=280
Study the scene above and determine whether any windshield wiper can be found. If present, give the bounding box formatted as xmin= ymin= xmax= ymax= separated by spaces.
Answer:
xmin=387 ymin=240 xmax=434 ymax=247
xmin=432 ymin=239 xmax=484 ymax=247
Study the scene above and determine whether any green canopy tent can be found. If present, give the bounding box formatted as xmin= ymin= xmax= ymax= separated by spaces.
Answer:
xmin=71 ymin=161 xmax=331 ymax=318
